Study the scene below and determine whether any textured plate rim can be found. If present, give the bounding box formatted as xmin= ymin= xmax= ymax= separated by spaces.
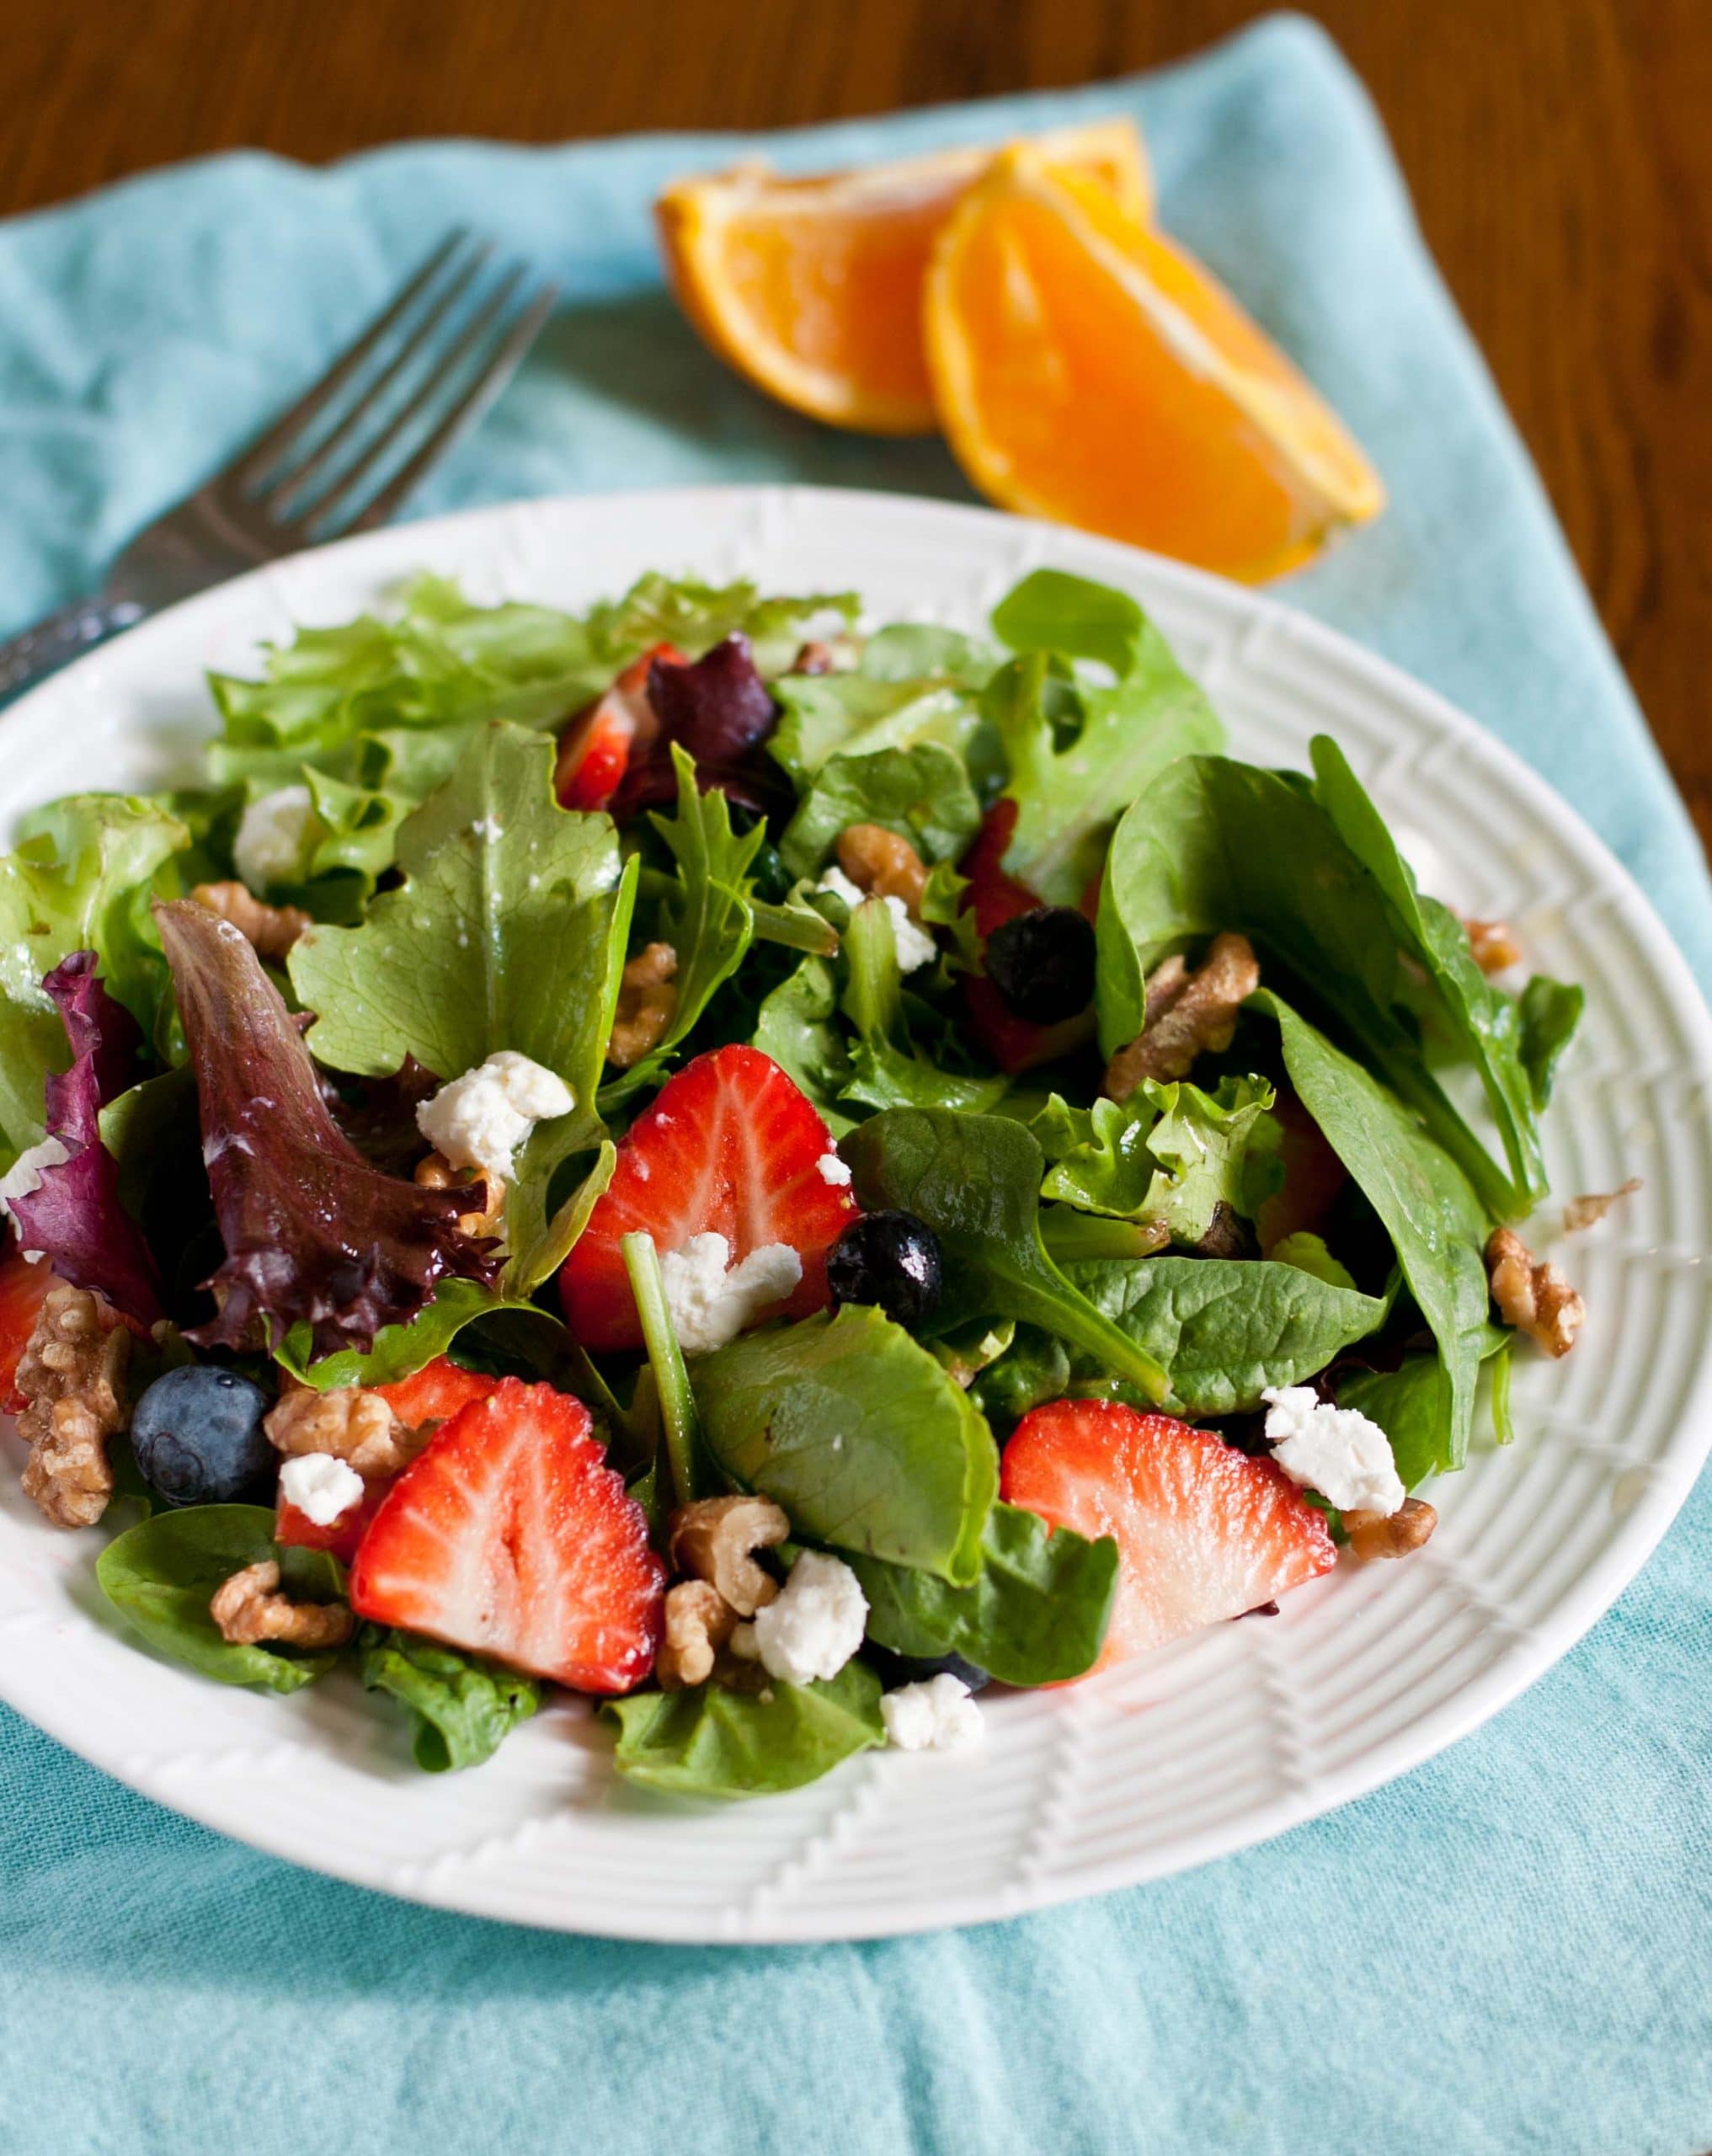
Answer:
xmin=3 ymin=482 xmax=1709 ymax=1945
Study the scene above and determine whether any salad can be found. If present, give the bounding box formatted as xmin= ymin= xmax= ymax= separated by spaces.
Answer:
xmin=0 ymin=563 xmax=1603 ymax=1798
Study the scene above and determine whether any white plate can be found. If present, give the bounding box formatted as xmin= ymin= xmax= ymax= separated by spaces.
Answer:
xmin=3 ymin=487 xmax=1709 ymax=1944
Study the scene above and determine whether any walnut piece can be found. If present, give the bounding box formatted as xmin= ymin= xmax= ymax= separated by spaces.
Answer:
xmin=835 ymin=823 xmax=928 ymax=915
xmin=1564 ymin=1178 xmax=1642 ymax=1233
xmin=210 ymin=1560 xmax=355 ymax=1649
xmin=1103 ymin=931 xmax=1261 ymax=1099
xmin=264 ymin=1381 xmax=424 ymax=1477
xmin=1344 ymin=1497 xmax=1437 ymax=1562
xmin=1485 ymin=1226 xmax=1585 ymax=1357
xmin=14 ymin=1285 xmax=131 ymax=1529
xmin=607 ymin=942 xmax=679 ymax=1070
xmin=656 ymin=1579 xmax=739 ymax=1689
xmin=190 ymin=879 xmax=312 ymax=960
xmin=415 ymin=1150 xmax=504 ymax=1236
xmin=1464 ymin=917 xmax=1523 ymax=974
xmin=669 ymin=1494 xmax=790 ymax=1618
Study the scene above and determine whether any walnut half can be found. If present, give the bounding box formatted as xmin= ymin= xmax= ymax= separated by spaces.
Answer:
xmin=1103 ymin=932 xmax=1260 ymax=1100
xmin=264 ymin=1381 xmax=424 ymax=1478
xmin=669 ymin=1494 xmax=790 ymax=1618
xmin=190 ymin=879 xmax=311 ymax=961
xmin=656 ymin=1579 xmax=739 ymax=1689
xmin=835 ymin=824 xmax=928 ymax=915
xmin=1485 ymin=1226 xmax=1585 ymax=1358
xmin=14 ymin=1285 xmax=131 ymax=1529
xmin=210 ymin=1561 xmax=354 ymax=1649
xmin=1344 ymin=1497 xmax=1437 ymax=1562
xmin=607 ymin=942 xmax=679 ymax=1070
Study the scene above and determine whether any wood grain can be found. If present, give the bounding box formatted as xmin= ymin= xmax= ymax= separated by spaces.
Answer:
xmin=6 ymin=0 xmax=1708 ymax=849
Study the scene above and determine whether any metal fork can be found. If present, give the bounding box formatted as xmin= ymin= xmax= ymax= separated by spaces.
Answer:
xmin=0 ymin=232 xmax=557 ymax=705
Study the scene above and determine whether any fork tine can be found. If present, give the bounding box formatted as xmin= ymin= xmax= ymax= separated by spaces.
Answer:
xmin=306 ymin=277 xmax=557 ymax=538
xmin=256 ymin=240 xmax=494 ymax=512
xmin=225 ymin=231 xmax=473 ymax=490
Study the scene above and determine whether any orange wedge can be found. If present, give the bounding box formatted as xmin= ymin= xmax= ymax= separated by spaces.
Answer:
xmin=924 ymin=147 xmax=1385 ymax=580
xmin=656 ymin=120 xmax=1152 ymax=435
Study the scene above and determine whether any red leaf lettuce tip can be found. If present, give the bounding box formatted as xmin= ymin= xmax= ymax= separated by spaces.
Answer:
xmin=153 ymin=899 xmax=499 ymax=1358
xmin=8 ymin=952 xmax=165 ymax=1326
xmin=610 ymin=633 xmax=790 ymax=820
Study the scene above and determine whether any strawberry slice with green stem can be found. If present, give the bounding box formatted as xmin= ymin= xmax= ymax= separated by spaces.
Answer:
xmin=558 ymin=1044 xmax=857 ymax=1353
xmin=349 ymin=1377 xmax=664 ymax=1694
xmin=1001 ymin=1397 xmax=1336 ymax=1669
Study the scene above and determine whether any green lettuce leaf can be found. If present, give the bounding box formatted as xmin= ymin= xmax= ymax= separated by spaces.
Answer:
xmin=1038 ymin=1075 xmax=1281 ymax=1243
xmin=836 ymin=899 xmax=1008 ymax=1118
xmin=601 ymin=1660 xmax=884 ymax=1798
xmin=96 ymin=1506 xmax=346 ymax=1694
xmin=691 ymin=1305 xmax=998 ymax=1585
xmin=275 ymin=1275 xmax=568 ymax=1391
xmin=767 ymin=624 xmax=1000 ymax=793
xmin=851 ymin=1502 xmax=1117 ymax=1686
xmin=750 ymin=954 xmax=856 ymax=1134
xmin=357 ymin=1626 xmax=540 ymax=1771
xmin=778 ymin=742 xmax=981 ymax=881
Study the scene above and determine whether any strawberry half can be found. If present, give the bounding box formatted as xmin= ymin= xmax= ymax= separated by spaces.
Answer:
xmin=371 ymin=1355 xmax=500 ymax=1432
xmin=558 ymin=1044 xmax=857 ymax=1353
xmin=961 ymin=800 xmax=1098 ymax=1074
xmin=553 ymin=643 xmax=682 ymax=813
xmin=349 ymin=1377 xmax=664 ymax=1694
xmin=276 ymin=1476 xmax=388 ymax=1566
xmin=1001 ymin=1398 xmax=1337 ymax=1669
xmin=0 ymin=1249 xmax=54 ymax=1409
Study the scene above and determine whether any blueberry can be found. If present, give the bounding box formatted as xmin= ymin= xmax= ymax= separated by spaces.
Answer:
xmin=984 ymin=905 xmax=1096 ymax=1025
xmin=131 ymin=1364 xmax=274 ymax=1508
xmin=827 ymin=1210 xmax=942 ymax=1328
xmin=870 ymin=1646 xmax=991 ymax=1694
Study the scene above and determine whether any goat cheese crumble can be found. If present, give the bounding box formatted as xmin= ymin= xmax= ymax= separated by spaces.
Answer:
xmin=881 ymin=1673 xmax=984 ymax=1752
xmin=279 ymin=1452 xmax=365 ymax=1527
xmin=0 ymin=1136 xmax=72 ymax=1257
xmin=233 ymin=784 xmax=316 ymax=894
xmin=816 ymin=1151 xmax=852 ymax=1187
xmin=818 ymin=865 xmax=936 ymax=974
xmin=1262 ymin=1385 xmax=1405 ymax=1516
xmin=659 ymin=1231 xmax=803 ymax=1356
xmin=744 ymin=1549 xmax=867 ymax=1685
xmin=416 ymin=1051 xmax=574 ymax=1185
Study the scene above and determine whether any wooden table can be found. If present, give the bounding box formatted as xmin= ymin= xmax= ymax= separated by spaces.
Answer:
xmin=10 ymin=0 xmax=1708 ymax=851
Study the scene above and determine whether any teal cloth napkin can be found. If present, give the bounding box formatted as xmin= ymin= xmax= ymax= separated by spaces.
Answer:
xmin=3 ymin=18 xmax=1709 ymax=2155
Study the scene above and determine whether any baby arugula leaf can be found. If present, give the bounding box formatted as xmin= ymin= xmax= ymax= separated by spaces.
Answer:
xmin=692 ymin=1305 xmax=998 ymax=1584
xmin=840 ymin=1108 xmax=1169 ymax=1402
xmin=1256 ymin=992 xmax=1491 ymax=1468
xmin=357 ymin=1626 xmax=540 ymax=1772
xmin=850 ymin=1502 xmax=1117 ymax=1686
xmin=601 ymin=1660 xmax=884 ymax=1798
xmin=97 ymin=1506 xmax=347 ymax=1694
xmin=983 ymin=571 xmax=1224 ymax=907
xmin=778 ymin=741 xmax=982 ymax=881
xmin=1066 ymin=1257 xmax=1390 ymax=1417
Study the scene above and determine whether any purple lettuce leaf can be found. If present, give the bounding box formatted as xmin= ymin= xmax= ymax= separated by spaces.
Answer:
xmin=611 ymin=634 xmax=791 ymax=820
xmin=9 ymin=953 xmax=166 ymax=1326
xmin=154 ymin=900 xmax=499 ymax=1357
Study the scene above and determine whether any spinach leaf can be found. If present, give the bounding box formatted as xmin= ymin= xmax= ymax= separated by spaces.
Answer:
xmin=692 ymin=1305 xmax=998 ymax=1583
xmin=840 ymin=1108 xmax=1169 ymax=1401
xmin=1066 ymin=1257 xmax=1389 ymax=1417
xmin=601 ymin=1660 xmax=884 ymax=1798
xmin=1336 ymin=1357 xmax=1455 ymax=1490
xmin=1256 ymin=993 xmax=1491 ymax=1466
xmin=1271 ymin=1231 xmax=1358 ymax=1292
xmin=358 ymin=1626 xmax=540 ymax=1771
xmin=984 ymin=572 xmax=1224 ymax=905
xmin=851 ymin=1502 xmax=1117 ymax=1686
xmin=1517 ymin=974 xmax=1585 ymax=1109
xmin=96 ymin=1506 xmax=346 ymax=1693
xmin=968 ymin=1326 xmax=1072 ymax=1435
xmin=779 ymin=742 xmax=981 ymax=881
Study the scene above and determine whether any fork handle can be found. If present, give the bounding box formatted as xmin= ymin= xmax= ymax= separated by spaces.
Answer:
xmin=0 ymin=596 xmax=148 ymax=707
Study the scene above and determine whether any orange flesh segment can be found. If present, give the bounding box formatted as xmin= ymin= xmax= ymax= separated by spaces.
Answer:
xmin=925 ymin=150 xmax=1384 ymax=579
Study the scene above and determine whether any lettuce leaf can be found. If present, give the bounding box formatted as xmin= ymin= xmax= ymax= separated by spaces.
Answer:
xmin=1036 ymin=1077 xmax=1279 ymax=1243
xmin=777 ymin=741 xmax=982 ymax=881
xmin=156 ymin=899 xmax=499 ymax=1356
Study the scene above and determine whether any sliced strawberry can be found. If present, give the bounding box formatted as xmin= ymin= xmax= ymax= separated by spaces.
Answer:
xmin=0 ymin=1249 xmax=55 ymax=1409
xmin=349 ymin=1377 xmax=664 ymax=1693
xmin=1255 ymin=1084 xmax=1348 ymax=1254
xmin=960 ymin=800 xmax=1098 ymax=1074
xmin=553 ymin=643 xmax=683 ymax=812
xmin=1001 ymin=1398 xmax=1336 ymax=1669
xmin=276 ymin=1476 xmax=388 ymax=1566
xmin=371 ymin=1355 xmax=500 ymax=1432
xmin=558 ymin=1044 xmax=858 ymax=1353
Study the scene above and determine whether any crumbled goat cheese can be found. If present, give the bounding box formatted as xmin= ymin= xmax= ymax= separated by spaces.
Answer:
xmin=749 ymin=1549 xmax=867 ymax=1684
xmin=881 ymin=1673 xmax=984 ymax=1752
xmin=818 ymin=865 xmax=936 ymax=974
xmin=659 ymin=1231 xmax=803 ymax=1357
xmin=279 ymin=1452 xmax=365 ymax=1527
xmin=233 ymin=784 xmax=315 ymax=894
xmin=816 ymin=1151 xmax=852 ymax=1187
xmin=1262 ymin=1385 xmax=1405 ymax=1516
xmin=416 ymin=1051 xmax=575 ymax=1184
